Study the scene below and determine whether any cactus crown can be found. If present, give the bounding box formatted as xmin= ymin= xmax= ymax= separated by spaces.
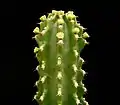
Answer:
xmin=33 ymin=10 xmax=89 ymax=105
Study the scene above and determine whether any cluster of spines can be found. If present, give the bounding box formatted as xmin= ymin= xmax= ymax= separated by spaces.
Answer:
xmin=33 ymin=10 xmax=89 ymax=105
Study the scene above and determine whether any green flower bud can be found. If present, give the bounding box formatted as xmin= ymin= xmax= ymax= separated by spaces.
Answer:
xmin=56 ymin=32 xmax=64 ymax=39
xmin=82 ymin=32 xmax=89 ymax=38
xmin=66 ymin=11 xmax=76 ymax=20
xmin=33 ymin=27 xmax=40 ymax=34
xmin=57 ymin=19 xmax=64 ymax=25
xmin=34 ymin=47 xmax=39 ymax=53
xmin=40 ymin=15 xmax=46 ymax=21
xmin=72 ymin=27 xmax=80 ymax=34
xmin=52 ymin=10 xmax=57 ymax=15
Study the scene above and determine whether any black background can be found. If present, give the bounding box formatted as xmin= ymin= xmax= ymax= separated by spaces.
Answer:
xmin=1 ymin=1 xmax=119 ymax=105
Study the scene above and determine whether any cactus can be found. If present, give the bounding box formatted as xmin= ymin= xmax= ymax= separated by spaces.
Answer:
xmin=33 ymin=10 xmax=90 ymax=105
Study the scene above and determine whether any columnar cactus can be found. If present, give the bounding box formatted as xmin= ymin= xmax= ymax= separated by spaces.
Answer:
xmin=33 ymin=10 xmax=89 ymax=105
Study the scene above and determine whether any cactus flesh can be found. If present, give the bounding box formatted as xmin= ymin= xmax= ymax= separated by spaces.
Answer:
xmin=33 ymin=10 xmax=89 ymax=105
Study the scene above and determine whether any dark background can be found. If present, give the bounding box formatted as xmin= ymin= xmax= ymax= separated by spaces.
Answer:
xmin=1 ymin=1 xmax=119 ymax=105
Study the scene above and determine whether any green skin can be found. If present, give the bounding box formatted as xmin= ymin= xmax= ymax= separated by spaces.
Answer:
xmin=33 ymin=10 xmax=89 ymax=105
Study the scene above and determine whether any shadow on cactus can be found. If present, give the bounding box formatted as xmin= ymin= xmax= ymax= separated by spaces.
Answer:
xmin=33 ymin=10 xmax=90 ymax=105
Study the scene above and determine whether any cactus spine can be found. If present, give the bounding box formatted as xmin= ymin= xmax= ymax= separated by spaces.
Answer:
xmin=33 ymin=10 xmax=89 ymax=105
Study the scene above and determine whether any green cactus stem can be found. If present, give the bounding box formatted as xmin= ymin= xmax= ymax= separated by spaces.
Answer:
xmin=33 ymin=10 xmax=89 ymax=105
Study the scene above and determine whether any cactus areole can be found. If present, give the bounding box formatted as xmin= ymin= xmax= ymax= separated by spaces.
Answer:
xmin=33 ymin=10 xmax=90 ymax=105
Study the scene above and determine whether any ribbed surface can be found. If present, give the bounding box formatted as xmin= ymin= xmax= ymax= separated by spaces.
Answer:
xmin=33 ymin=10 xmax=89 ymax=105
